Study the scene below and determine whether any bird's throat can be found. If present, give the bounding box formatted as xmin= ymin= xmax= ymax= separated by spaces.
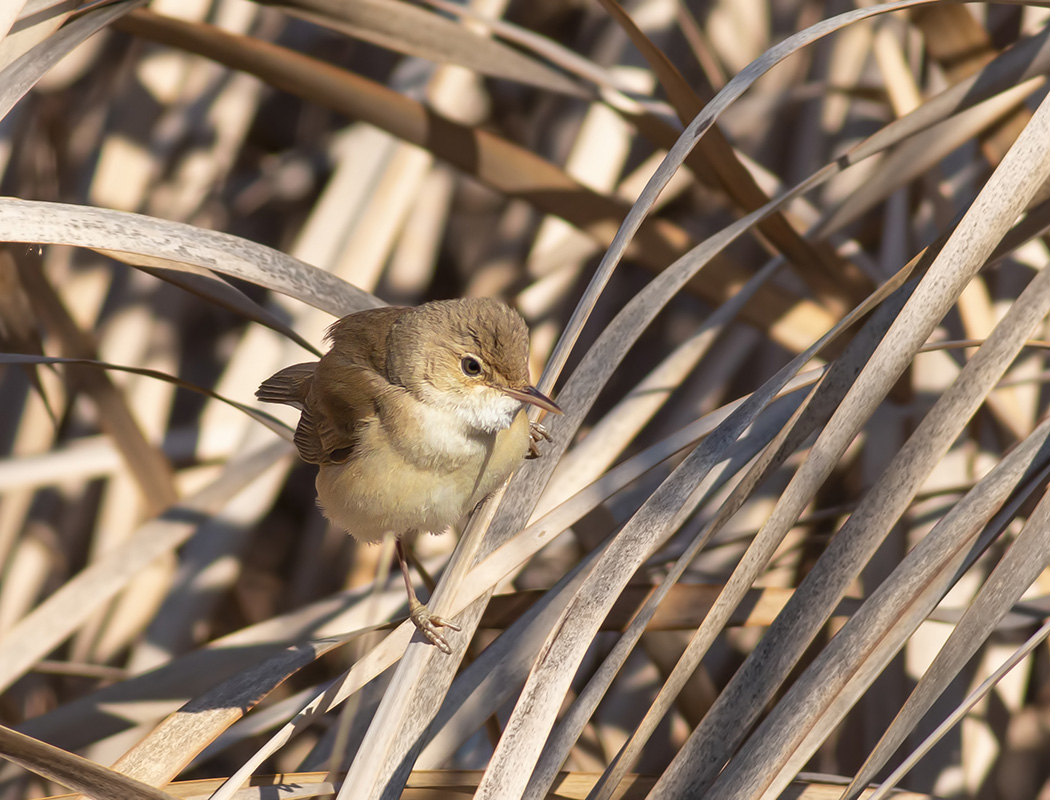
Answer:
xmin=417 ymin=384 xmax=521 ymax=435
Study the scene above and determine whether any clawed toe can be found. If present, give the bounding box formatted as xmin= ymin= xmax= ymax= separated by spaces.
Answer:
xmin=527 ymin=422 xmax=553 ymax=459
xmin=409 ymin=603 xmax=462 ymax=654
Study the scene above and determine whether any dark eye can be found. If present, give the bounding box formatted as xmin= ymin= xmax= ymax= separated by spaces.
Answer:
xmin=461 ymin=355 xmax=483 ymax=377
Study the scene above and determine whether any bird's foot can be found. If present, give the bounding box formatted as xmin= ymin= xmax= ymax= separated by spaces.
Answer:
xmin=409 ymin=598 xmax=461 ymax=654
xmin=527 ymin=421 xmax=553 ymax=459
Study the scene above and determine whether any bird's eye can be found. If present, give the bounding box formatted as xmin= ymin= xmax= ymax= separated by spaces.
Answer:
xmin=461 ymin=355 xmax=483 ymax=377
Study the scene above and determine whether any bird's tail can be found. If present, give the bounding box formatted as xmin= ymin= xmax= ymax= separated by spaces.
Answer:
xmin=256 ymin=362 xmax=316 ymax=408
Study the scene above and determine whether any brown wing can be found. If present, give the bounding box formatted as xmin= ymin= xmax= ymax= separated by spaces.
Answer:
xmin=259 ymin=306 xmax=409 ymax=465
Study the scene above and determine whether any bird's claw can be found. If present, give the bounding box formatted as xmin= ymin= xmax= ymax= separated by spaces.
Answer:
xmin=409 ymin=600 xmax=461 ymax=654
xmin=527 ymin=422 xmax=553 ymax=459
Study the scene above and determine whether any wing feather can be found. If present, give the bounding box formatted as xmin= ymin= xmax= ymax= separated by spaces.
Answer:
xmin=259 ymin=306 xmax=408 ymax=466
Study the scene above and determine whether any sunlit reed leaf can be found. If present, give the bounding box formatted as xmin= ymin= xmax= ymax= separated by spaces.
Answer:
xmin=0 ymin=725 xmax=174 ymax=800
xmin=0 ymin=2 xmax=142 ymax=113
xmin=839 ymin=468 xmax=1050 ymax=800
xmin=0 ymin=199 xmax=378 ymax=318
xmin=0 ymin=440 xmax=291 ymax=693
xmin=866 ymin=616 xmax=1050 ymax=800
xmin=713 ymin=321 xmax=1050 ymax=800
xmin=260 ymin=0 xmax=590 ymax=98
xmin=0 ymin=353 xmax=293 ymax=440
xmin=657 ymin=73 xmax=1050 ymax=800
xmin=112 ymin=8 xmax=827 ymax=352
xmin=108 ymin=637 xmax=356 ymax=786
xmin=596 ymin=0 xmax=870 ymax=312
xmin=15 ymin=251 xmax=178 ymax=514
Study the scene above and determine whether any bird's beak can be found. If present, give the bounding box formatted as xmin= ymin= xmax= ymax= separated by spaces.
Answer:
xmin=503 ymin=385 xmax=563 ymax=415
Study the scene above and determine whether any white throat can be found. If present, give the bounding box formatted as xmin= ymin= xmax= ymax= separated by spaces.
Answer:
xmin=423 ymin=385 xmax=521 ymax=434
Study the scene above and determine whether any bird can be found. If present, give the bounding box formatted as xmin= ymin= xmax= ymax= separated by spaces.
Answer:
xmin=256 ymin=297 xmax=561 ymax=653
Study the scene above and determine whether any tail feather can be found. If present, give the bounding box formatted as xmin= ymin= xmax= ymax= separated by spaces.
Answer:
xmin=256 ymin=362 xmax=316 ymax=407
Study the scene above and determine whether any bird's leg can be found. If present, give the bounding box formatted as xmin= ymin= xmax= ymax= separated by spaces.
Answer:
xmin=526 ymin=420 xmax=553 ymax=459
xmin=396 ymin=539 xmax=461 ymax=654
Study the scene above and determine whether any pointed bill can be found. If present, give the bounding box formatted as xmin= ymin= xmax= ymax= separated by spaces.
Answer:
xmin=502 ymin=385 xmax=562 ymax=415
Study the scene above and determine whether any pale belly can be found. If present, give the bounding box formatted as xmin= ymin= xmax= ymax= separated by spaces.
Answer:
xmin=315 ymin=410 xmax=530 ymax=543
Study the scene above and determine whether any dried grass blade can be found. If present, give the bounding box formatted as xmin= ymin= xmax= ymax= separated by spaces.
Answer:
xmin=651 ymin=59 xmax=1050 ymax=800
xmin=702 ymin=254 xmax=1050 ymax=800
xmin=109 ymin=637 xmax=354 ymax=787
xmin=0 ymin=725 xmax=175 ymax=800
xmin=867 ymin=617 xmax=1050 ymax=800
xmin=262 ymin=0 xmax=588 ymax=98
xmin=0 ymin=0 xmax=142 ymax=122
xmin=595 ymin=0 xmax=870 ymax=310
xmin=585 ymin=258 xmax=921 ymax=800
xmin=0 ymin=440 xmax=291 ymax=693
xmin=110 ymin=9 xmax=825 ymax=350
xmin=133 ymin=265 xmax=320 ymax=357
xmin=840 ymin=481 xmax=1050 ymax=800
xmin=540 ymin=257 xmax=782 ymax=515
xmin=15 ymin=254 xmax=178 ymax=513
xmin=0 ymin=354 xmax=293 ymax=441
xmin=0 ymin=199 xmax=377 ymax=317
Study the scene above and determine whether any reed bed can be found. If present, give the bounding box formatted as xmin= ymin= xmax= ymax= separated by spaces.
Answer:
xmin=2 ymin=1 xmax=1050 ymax=798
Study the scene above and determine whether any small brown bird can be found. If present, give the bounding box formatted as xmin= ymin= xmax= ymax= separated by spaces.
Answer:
xmin=257 ymin=298 xmax=561 ymax=652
